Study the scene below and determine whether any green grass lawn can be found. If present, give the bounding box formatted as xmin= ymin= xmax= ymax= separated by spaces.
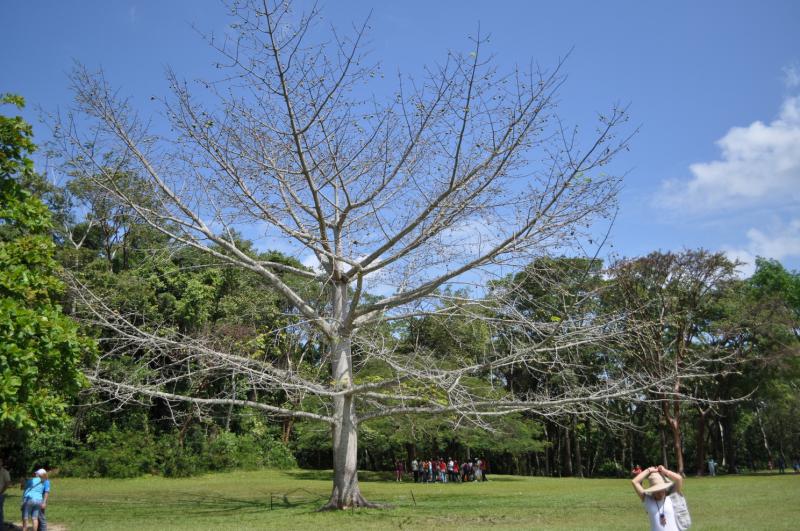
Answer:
xmin=3 ymin=469 xmax=797 ymax=530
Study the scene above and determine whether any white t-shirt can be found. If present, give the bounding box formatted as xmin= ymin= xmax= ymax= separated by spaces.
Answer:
xmin=644 ymin=493 xmax=679 ymax=531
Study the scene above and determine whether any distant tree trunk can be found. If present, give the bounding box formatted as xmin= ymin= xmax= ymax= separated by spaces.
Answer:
xmin=721 ymin=408 xmax=738 ymax=473
xmin=282 ymin=418 xmax=294 ymax=444
xmin=543 ymin=424 xmax=551 ymax=476
xmin=621 ymin=431 xmax=628 ymax=474
xmin=591 ymin=440 xmax=602 ymax=477
xmin=573 ymin=416 xmax=584 ymax=478
xmin=563 ymin=425 xmax=573 ymax=476
xmin=755 ymin=405 xmax=772 ymax=462
xmin=660 ymin=422 xmax=669 ymax=468
xmin=694 ymin=407 xmax=709 ymax=476
xmin=584 ymin=417 xmax=593 ymax=477
xmin=555 ymin=426 xmax=562 ymax=477
xmin=662 ymin=393 xmax=685 ymax=474
xmin=405 ymin=442 xmax=416 ymax=463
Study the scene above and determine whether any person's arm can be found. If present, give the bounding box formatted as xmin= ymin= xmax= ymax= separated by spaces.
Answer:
xmin=632 ymin=466 xmax=655 ymax=501
xmin=41 ymin=480 xmax=50 ymax=509
xmin=658 ymin=465 xmax=683 ymax=494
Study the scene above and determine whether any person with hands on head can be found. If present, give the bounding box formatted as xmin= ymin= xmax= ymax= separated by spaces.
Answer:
xmin=632 ymin=465 xmax=683 ymax=531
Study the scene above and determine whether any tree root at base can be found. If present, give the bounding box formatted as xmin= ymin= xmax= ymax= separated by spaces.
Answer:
xmin=317 ymin=492 xmax=392 ymax=511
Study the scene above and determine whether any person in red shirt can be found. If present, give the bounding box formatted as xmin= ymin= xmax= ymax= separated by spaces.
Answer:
xmin=631 ymin=464 xmax=643 ymax=477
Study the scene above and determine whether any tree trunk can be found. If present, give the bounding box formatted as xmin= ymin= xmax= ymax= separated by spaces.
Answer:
xmin=322 ymin=393 xmax=371 ymax=509
xmin=282 ymin=418 xmax=294 ymax=444
xmin=563 ymin=425 xmax=573 ymax=476
xmin=584 ymin=417 xmax=592 ymax=477
xmin=573 ymin=416 xmax=584 ymax=478
xmin=543 ymin=424 xmax=551 ymax=476
xmin=663 ymin=402 xmax=684 ymax=474
xmin=670 ymin=419 xmax=684 ymax=475
xmin=721 ymin=408 xmax=738 ymax=473
xmin=405 ymin=442 xmax=417 ymax=464
xmin=755 ymin=405 xmax=772 ymax=462
xmin=694 ymin=408 xmax=708 ymax=476
xmin=321 ymin=284 xmax=380 ymax=510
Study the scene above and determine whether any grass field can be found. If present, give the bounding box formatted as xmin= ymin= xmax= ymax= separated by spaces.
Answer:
xmin=3 ymin=469 xmax=797 ymax=530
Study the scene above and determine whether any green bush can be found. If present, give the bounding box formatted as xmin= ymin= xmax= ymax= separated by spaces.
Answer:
xmin=205 ymin=431 xmax=241 ymax=471
xmin=264 ymin=441 xmax=297 ymax=469
xmin=156 ymin=433 xmax=200 ymax=478
xmin=19 ymin=425 xmax=76 ymax=470
xmin=203 ymin=431 xmax=295 ymax=471
xmin=63 ymin=426 xmax=157 ymax=478
xmin=54 ymin=425 xmax=296 ymax=478
xmin=596 ymin=460 xmax=623 ymax=478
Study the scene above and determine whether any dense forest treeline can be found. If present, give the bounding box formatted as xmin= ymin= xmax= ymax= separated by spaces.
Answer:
xmin=2 ymin=95 xmax=799 ymax=480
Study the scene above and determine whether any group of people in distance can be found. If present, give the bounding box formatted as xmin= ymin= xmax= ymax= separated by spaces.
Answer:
xmin=396 ymin=457 xmax=489 ymax=483
xmin=0 ymin=458 xmax=51 ymax=531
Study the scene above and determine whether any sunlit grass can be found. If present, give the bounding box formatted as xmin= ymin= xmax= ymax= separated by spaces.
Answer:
xmin=2 ymin=469 xmax=797 ymax=529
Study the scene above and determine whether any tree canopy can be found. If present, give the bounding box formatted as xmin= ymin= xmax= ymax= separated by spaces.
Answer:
xmin=0 ymin=94 xmax=93 ymax=435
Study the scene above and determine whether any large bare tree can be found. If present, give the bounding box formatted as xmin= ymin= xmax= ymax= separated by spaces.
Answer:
xmin=57 ymin=0 xmax=659 ymax=509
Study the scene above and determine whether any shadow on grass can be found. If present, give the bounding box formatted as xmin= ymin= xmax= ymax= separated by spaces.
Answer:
xmin=285 ymin=469 xmax=332 ymax=481
xmin=152 ymin=489 xmax=328 ymax=516
xmin=284 ymin=469 xmax=396 ymax=482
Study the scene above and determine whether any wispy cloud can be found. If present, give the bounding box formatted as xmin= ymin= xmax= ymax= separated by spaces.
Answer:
xmin=784 ymin=63 xmax=800 ymax=89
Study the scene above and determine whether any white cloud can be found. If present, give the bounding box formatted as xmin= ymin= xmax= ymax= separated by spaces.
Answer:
xmin=659 ymin=95 xmax=800 ymax=213
xmin=784 ymin=63 xmax=800 ymax=89
xmin=723 ymin=218 xmax=800 ymax=277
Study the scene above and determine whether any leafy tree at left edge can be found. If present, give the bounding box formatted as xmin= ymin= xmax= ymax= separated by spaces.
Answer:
xmin=0 ymin=94 xmax=94 ymax=447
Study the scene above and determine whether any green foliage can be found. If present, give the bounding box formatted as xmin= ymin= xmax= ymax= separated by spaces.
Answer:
xmin=0 ymin=94 xmax=94 ymax=433
xmin=156 ymin=433 xmax=201 ymax=477
xmin=56 ymin=424 xmax=296 ymax=478
xmin=63 ymin=426 xmax=157 ymax=478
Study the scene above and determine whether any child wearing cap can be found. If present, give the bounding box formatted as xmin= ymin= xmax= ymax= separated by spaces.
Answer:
xmin=20 ymin=469 xmax=47 ymax=531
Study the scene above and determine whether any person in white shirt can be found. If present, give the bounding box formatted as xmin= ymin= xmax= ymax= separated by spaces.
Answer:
xmin=631 ymin=465 xmax=684 ymax=531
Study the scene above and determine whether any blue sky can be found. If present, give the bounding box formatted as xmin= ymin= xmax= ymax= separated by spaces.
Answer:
xmin=3 ymin=0 xmax=799 ymax=276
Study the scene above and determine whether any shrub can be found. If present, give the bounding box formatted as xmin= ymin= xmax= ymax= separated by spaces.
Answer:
xmin=205 ymin=430 xmax=241 ymax=471
xmin=264 ymin=441 xmax=297 ymax=469
xmin=596 ymin=460 xmax=623 ymax=478
xmin=57 ymin=426 xmax=296 ymax=478
xmin=156 ymin=433 xmax=200 ymax=478
xmin=63 ymin=426 xmax=157 ymax=478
